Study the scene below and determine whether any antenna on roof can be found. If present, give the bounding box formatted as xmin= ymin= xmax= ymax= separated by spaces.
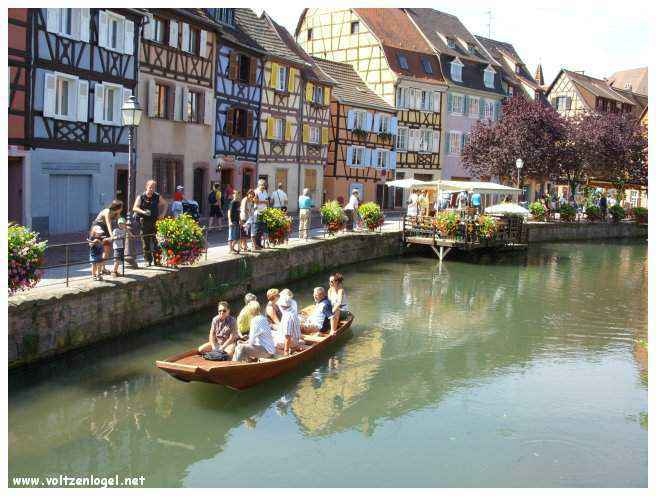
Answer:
xmin=485 ymin=10 xmax=493 ymax=38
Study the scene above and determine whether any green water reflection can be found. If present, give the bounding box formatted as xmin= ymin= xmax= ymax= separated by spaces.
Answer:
xmin=8 ymin=241 xmax=647 ymax=487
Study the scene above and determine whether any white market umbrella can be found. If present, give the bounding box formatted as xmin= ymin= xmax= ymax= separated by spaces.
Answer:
xmin=484 ymin=203 xmax=529 ymax=217
xmin=385 ymin=178 xmax=431 ymax=189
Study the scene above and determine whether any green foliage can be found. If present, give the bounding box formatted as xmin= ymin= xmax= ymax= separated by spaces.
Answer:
xmin=259 ymin=208 xmax=292 ymax=244
xmin=609 ymin=204 xmax=625 ymax=222
xmin=559 ymin=203 xmax=576 ymax=222
xmin=357 ymin=202 xmax=384 ymax=230
xmin=632 ymin=207 xmax=648 ymax=223
xmin=321 ymin=201 xmax=346 ymax=234
xmin=352 ymin=128 xmax=368 ymax=139
xmin=156 ymin=214 xmax=204 ymax=266
xmin=476 ymin=215 xmax=497 ymax=239
xmin=529 ymin=201 xmax=546 ymax=221
xmin=435 ymin=211 xmax=460 ymax=237
xmin=585 ymin=205 xmax=601 ymax=221
xmin=8 ymin=225 xmax=47 ymax=295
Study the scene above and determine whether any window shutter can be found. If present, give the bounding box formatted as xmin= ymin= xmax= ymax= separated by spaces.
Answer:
xmin=70 ymin=9 xmax=82 ymax=40
xmin=303 ymin=124 xmax=310 ymax=143
xmin=445 ymin=132 xmax=451 ymax=154
xmin=447 ymin=93 xmax=453 ymax=113
xmin=123 ymin=20 xmax=134 ymax=55
xmin=389 ymin=151 xmax=397 ymax=170
xmin=323 ymin=87 xmax=331 ymax=106
xmin=120 ymin=86 xmax=132 ymax=125
xmin=246 ymin=111 xmax=254 ymax=137
xmin=432 ymin=131 xmax=440 ymax=153
xmin=306 ymin=82 xmax=314 ymax=102
xmin=46 ymin=9 xmax=59 ymax=34
xmin=169 ymin=20 xmax=178 ymax=48
xmin=460 ymin=134 xmax=466 ymax=153
xmin=227 ymin=53 xmax=239 ymax=81
xmin=285 ymin=121 xmax=293 ymax=141
xmin=181 ymin=86 xmax=189 ymax=121
xmin=79 ymin=8 xmax=90 ymax=42
xmin=93 ymin=83 xmax=105 ymax=124
xmin=389 ymin=116 xmax=398 ymax=135
xmin=249 ymin=58 xmax=257 ymax=85
xmin=98 ymin=10 xmax=108 ymax=48
xmin=173 ymin=85 xmax=181 ymax=120
xmin=267 ymin=117 xmax=275 ymax=139
xmin=76 ymin=80 xmax=89 ymax=122
xmin=463 ymin=95 xmax=469 ymax=114
xmin=373 ymin=113 xmax=381 ymax=133
xmin=347 ymin=110 xmax=355 ymax=130
xmin=322 ymin=127 xmax=329 ymax=145
xmin=370 ymin=149 xmax=379 ymax=168
xmin=364 ymin=112 xmax=373 ymax=132
xmin=566 ymin=97 xmax=572 ymax=110
xmin=270 ymin=62 xmax=279 ymax=89
xmin=363 ymin=148 xmax=372 ymax=167
xmin=287 ymin=68 xmax=296 ymax=93
xmin=43 ymin=72 xmax=57 ymax=118
xmin=148 ymin=78 xmax=157 ymax=117
xmin=226 ymin=108 xmax=234 ymax=135
xmin=204 ymin=90 xmax=212 ymax=125
xmin=346 ymin=146 xmax=353 ymax=166
xmin=181 ymin=23 xmax=190 ymax=52
xmin=143 ymin=13 xmax=154 ymax=40
xmin=199 ymin=30 xmax=208 ymax=58
xmin=495 ymin=101 xmax=502 ymax=120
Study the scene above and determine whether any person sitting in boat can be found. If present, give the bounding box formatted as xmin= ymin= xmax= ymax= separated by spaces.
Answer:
xmin=273 ymin=290 xmax=302 ymax=355
xmin=328 ymin=272 xmax=349 ymax=335
xmin=237 ymin=293 xmax=258 ymax=338
xmin=233 ymin=301 xmax=276 ymax=362
xmin=198 ymin=301 xmax=239 ymax=356
xmin=300 ymin=287 xmax=333 ymax=335
xmin=265 ymin=288 xmax=282 ymax=327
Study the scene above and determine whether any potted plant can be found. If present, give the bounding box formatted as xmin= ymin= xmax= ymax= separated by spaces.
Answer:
xmin=8 ymin=224 xmax=47 ymax=295
xmin=609 ymin=204 xmax=625 ymax=223
xmin=378 ymin=131 xmax=393 ymax=142
xmin=529 ymin=201 xmax=546 ymax=221
xmin=632 ymin=207 xmax=648 ymax=224
xmin=559 ymin=203 xmax=576 ymax=222
xmin=260 ymin=207 xmax=292 ymax=245
xmin=352 ymin=128 xmax=368 ymax=140
xmin=321 ymin=201 xmax=347 ymax=235
xmin=434 ymin=211 xmax=459 ymax=238
xmin=156 ymin=213 xmax=205 ymax=267
xmin=357 ymin=202 xmax=385 ymax=231
xmin=476 ymin=215 xmax=497 ymax=240
xmin=585 ymin=205 xmax=601 ymax=222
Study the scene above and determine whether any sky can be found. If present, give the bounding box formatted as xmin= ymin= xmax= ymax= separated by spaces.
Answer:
xmin=254 ymin=0 xmax=650 ymax=85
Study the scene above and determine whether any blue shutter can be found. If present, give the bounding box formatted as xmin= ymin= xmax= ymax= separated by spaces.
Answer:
xmin=347 ymin=110 xmax=355 ymax=130
xmin=389 ymin=151 xmax=397 ymax=170
xmin=346 ymin=146 xmax=353 ymax=166
xmin=373 ymin=113 xmax=381 ymax=133
xmin=364 ymin=112 xmax=373 ymax=132
xmin=463 ymin=95 xmax=469 ymax=114
xmin=447 ymin=93 xmax=453 ymax=113
xmin=389 ymin=116 xmax=398 ymax=136
xmin=445 ymin=133 xmax=450 ymax=154
xmin=461 ymin=134 xmax=466 ymax=153
xmin=370 ymin=149 xmax=379 ymax=168
xmin=363 ymin=148 xmax=372 ymax=167
xmin=495 ymin=101 xmax=502 ymax=120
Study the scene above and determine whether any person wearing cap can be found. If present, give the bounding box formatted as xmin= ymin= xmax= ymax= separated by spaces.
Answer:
xmin=110 ymin=217 xmax=128 ymax=277
xmin=344 ymin=189 xmax=360 ymax=231
xmin=273 ymin=289 xmax=302 ymax=355
xmin=88 ymin=225 xmax=106 ymax=281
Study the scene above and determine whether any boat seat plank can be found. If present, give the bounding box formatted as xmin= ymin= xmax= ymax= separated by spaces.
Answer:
xmin=302 ymin=334 xmax=327 ymax=343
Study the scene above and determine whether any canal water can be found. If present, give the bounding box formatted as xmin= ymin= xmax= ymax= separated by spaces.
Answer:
xmin=9 ymin=241 xmax=647 ymax=488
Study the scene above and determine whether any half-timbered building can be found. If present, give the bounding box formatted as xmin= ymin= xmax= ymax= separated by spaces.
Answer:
xmin=405 ymin=8 xmax=506 ymax=182
xmin=27 ymin=8 xmax=144 ymax=235
xmin=137 ymin=9 xmax=217 ymax=213
xmin=296 ymin=8 xmax=446 ymax=208
xmin=208 ymin=8 xmax=264 ymax=195
xmin=313 ymin=57 xmax=397 ymax=206
xmin=9 ymin=8 xmax=31 ymax=226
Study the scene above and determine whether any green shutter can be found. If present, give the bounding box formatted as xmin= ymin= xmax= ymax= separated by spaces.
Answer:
xmin=445 ymin=133 xmax=450 ymax=154
xmin=447 ymin=93 xmax=453 ymax=113
xmin=463 ymin=95 xmax=469 ymax=114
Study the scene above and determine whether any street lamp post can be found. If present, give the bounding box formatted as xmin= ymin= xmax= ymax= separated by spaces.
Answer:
xmin=516 ymin=158 xmax=524 ymax=201
xmin=121 ymin=95 xmax=143 ymax=268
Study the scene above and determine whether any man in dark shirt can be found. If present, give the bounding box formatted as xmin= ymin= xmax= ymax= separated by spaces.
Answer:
xmin=301 ymin=287 xmax=333 ymax=334
xmin=227 ymin=190 xmax=241 ymax=253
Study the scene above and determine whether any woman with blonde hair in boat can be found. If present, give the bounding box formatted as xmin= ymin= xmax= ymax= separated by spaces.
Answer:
xmin=233 ymin=301 xmax=276 ymax=362
xmin=328 ymin=273 xmax=349 ymax=335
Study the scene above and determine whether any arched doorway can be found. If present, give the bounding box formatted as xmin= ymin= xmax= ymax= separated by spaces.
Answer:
xmin=193 ymin=167 xmax=207 ymax=216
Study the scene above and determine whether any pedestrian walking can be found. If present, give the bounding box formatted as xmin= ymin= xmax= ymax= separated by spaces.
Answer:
xmin=344 ymin=189 xmax=359 ymax=231
xmin=253 ymin=179 xmax=269 ymax=249
xmin=133 ymin=180 xmax=167 ymax=267
xmin=227 ymin=190 xmax=241 ymax=254
xmin=208 ymin=183 xmax=224 ymax=228
xmin=271 ymin=183 xmax=288 ymax=212
xmin=298 ymin=188 xmax=314 ymax=240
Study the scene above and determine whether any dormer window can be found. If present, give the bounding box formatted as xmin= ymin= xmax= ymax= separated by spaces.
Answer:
xmin=447 ymin=37 xmax=456 ymax=49
xmin=484 ymin=65 xmax=495 ymax=88
xmin=450 ymin=58 xmax=463 ymax=82
xmin=307 ymin=28 xmax=313 ymax=41
xmin=398 ymin=54 xmax=409 ymax=70
xmin=421 ymin=57 xmax=433 ymax=74
xmin=350 ymin=21 xmax=359 ymax=34
xmin=468 ymin=43 xmax=478 ymax=56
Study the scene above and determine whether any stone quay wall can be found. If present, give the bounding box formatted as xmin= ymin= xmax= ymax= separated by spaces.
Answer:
xmin=8 ymin=222 xmax=646 ymax=368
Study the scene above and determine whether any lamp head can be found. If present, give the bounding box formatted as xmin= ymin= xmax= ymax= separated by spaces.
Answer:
xmin=516 ymin=158 xmax=524 ymax=169
xmin=121 ymin=95 xmax=143 ymax=128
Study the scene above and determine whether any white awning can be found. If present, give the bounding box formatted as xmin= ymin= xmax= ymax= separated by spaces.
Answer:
xmin=484 ymin=203 xmax=529 ymax=217
xmin=385 ymin=178 xmax=430 ymax=189
xmin=386 ymin=178 xmax=521 ymax=194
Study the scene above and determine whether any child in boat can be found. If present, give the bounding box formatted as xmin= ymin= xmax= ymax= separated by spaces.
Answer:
xmin=88 ymin=225 xmax=106 ymax=281
xmin=273 ymin=290 xmax=301 ymax=355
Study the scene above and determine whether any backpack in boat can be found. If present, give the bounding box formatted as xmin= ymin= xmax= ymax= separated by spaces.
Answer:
xmin=202 ymin=349 xmax=229 ymax=361
xmin=181 ymin=200 xmax=200 ymax=222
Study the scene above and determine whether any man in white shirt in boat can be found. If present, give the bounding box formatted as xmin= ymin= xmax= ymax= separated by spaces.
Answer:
xmin=198 ymin=301 xmax=239 ymax=357
xmin=300 ymin=287 xmax=334 ymax=335
xmin=233 ymin=301 xmax=276 ymax=362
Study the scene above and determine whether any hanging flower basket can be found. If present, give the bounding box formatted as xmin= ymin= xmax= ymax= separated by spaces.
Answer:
xmin=156 ymin=214 xmax=205 ymax=267
xmin=321 ymin=201 xmax=346 ymax=235
xmin=357 ymin=202 xmax=385 ymax=231
xmin=8 ymin=225 xmax=47 ymax=295
xmin=260 ymin=208 xmax=292 ymax=245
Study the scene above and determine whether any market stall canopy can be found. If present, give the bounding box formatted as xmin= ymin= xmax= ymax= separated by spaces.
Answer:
xmin=484 ymin=203 xmax=529 ymax=217
xmin=385 ymin=178 xmax=431 ymax=189
xmin=387 ymin=178 xmax=522 ymax=194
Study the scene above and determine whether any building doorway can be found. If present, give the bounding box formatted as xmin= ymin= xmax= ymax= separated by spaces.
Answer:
xmin=193 ymin=168 xmax=207 ymax=215
xmin=394 ymin=172 xmax=405 ymax=208
xmin=49 ymin=174 xmax=92 ymax=234
xmin=242 ymin=168 xmax=253 ymax=194
xmin=220 ymin=168 xmax=234 ymax=189
xmin=115 ymin=168 xmax=128 ymax=206
xmin=8 ymin=157 xmax=23 ymax=225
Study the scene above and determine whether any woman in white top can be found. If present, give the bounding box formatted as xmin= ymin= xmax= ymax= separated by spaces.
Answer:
xmin=328 ymin=272 xmax=348 ymax=335
xmin=407 ymin=190 xmax=419 ymax=217
xmin=233 ymin=301 xmax=276 ymax=362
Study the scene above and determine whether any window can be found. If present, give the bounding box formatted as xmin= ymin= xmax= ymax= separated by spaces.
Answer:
xmin=419 ymin=90 xmax=434 ymax=111
xmin=468 ymin=96 xmax=480 ymax=117
xmin=421 ymin=58 xmax=433 ymax=74
xmin=312 ymin=85 xmax=324 ymax=104
xmin=307 ymin=28 xmax=313 ymax=41
xmin=187 ymin=90 xmax=202 ymax=123
xmin=418 ymin=129 xmax=433 ymax=153
xmin=275 ymin=66 xmax=288 ymax=92
xmin=447 ymin=37 xmax=456 ymax=49
xmin=353 ymin=110 xmax=367 ymax=130
xmin=484 ymin=66 xmax=495 ymax=88
xmin=630 ymin=190 xmax=639 ymax=207
xmin=451 ymin=93 xmax=464 ymax=114
xmin=396 ymin=87 xmax=408 ymax=109
xmin=275 ymin=168 xmax=288 ymax=193
xmin=304 ymin=168 xmax=317 ymax=197
xmin=153 ymin=157 xmax=183 ymax=197
xmin=375 ymin=149 xmax=388 ymax=169
xmin=271 ymin=118 xmax=284 ymax=141
xmin=205 ymin=8 xmax=234 ymax=26
xmin=186 ymin=26 xmax=200 ymax=55
xmin=55 ymin=77 xmax=70 ymax=118
xmin=105 ymin=11 xmax=125 ymax=52
xmin=483 ymin=99 xmax=494 ymax=120
xmin=556 ymin=96 xmax=570 ymax=111
xmin=398 ymin=54 xmax=409 ymax=70
xmin=379 ymin=115 xmax=391 ymax=133
xmin=451 ymin=59 xmax=463 ymax=82
xmin=59 ymin=8 xmax=73 ymax=37
xmin=238 ymin=54 xmax=252 ymax=83
xmin=350 ymin=21 xmax=359 ymax=34
xmin=155 ymin=83 xmax=169 ymax=119
xmin=351 ymin=146 xmax=365 ymax=167
xmin=153 ymin=17 xmax=168 ymax=44
xmin=103 ymin=85 xmax=117 ymax=123
xmin=397 ymin=127 xmax=408 ymax=151
xmin=448 ymin=132 xmax=461 ymax=155
xmin=228 ymin=108 xmax=249 ymax=137
xmin=309 ymin=126 xmax=320 ymax=144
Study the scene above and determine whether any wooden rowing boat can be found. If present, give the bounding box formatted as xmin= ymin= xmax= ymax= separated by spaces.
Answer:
xmin=155 ymin=310 xmax=354 ymax=390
